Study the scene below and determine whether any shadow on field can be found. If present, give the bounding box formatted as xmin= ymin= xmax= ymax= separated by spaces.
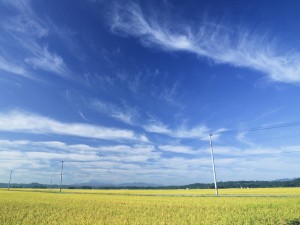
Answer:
xmin=285 ymin=219 xmax=300 ymax=225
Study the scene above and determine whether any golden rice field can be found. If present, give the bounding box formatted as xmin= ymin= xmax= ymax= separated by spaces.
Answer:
xmin=1 ymin=188 xmax=300 ymax=225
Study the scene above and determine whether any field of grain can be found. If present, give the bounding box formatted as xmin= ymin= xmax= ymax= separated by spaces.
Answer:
xmin=0 ymin=188 xmax=300 ymax=224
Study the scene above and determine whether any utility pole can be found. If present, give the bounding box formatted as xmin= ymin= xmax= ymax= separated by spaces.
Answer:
xmin=8 ymin=170 xmax=13 ymax=190
xmin=209 ymin=133 xmax=218 ymax=196
xmin=59 ymin=161 xmax=64 ymax=192
xmin=50 ymin=179 xmax=52 ymax=192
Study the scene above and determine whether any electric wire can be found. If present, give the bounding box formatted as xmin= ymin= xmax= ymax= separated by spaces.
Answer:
xmin=213 ymin=121 xmax=300 ymax=135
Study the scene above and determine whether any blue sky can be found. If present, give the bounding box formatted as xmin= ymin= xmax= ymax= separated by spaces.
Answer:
xmin=1 ymin=0 xmax=300 ymax=185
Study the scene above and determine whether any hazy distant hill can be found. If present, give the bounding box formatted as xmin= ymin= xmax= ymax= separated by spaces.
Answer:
xmin=1 ymin=178 xmax=299 ymax=189
xmin=75 ymin=180 xmax=161 ymax=188
xmin=181 ymin=178 xmax=300 ymax=189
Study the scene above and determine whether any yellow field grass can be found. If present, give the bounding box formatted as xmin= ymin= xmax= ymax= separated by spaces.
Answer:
xmin=0 ymin=188 xmax=300 ymax=224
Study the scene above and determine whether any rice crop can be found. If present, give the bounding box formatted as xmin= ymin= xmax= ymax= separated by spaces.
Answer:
xmin=0 ymin=188 xmax=299 ymax=224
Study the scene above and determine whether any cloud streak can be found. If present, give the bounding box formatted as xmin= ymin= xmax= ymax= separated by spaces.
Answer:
xmin=108 ymin=2 xmax=300 ymax=83
xmin=158 ymin=145 xmax=204 ymax=155
xmin=25 ymin=47 xmax=69 ymax=76
xmin=0 ymin=56 xmax=29 ymax=77
xmin=0 ymin=139 xmax=160 ymax=165
xmin=0 ymin=111 xmax=145 ymax=141
xmin=143 ymin=121 xmax=209 ymax=140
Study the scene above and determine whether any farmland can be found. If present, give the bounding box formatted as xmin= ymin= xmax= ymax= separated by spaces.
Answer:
xmin=0 ymin=188 xmax=300 ymax=225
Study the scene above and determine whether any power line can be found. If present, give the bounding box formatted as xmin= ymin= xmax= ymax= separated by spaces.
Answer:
xmin=150 ymin=121 xmax=300 ymax=153
xmin=216 ymin=149 xmax=300 ymax=160
xmin=214 ymin=121 xmax=300 ymax=135
xmin=162 ymin=148 xmax=300 ymax=167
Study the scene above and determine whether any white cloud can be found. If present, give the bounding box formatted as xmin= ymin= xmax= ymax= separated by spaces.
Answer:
xmin=91 ymin=99 xmax=138 ymax=125
xmin=159 ymin=145 xmax=204 ymax=155
xmin=1 ymin=138 xmax=300 ymax=184
xmin=0 ymin=56 xmax=29 ymax=77
xmin=0 ymin=110 xmax=145 ymax=141
xmin=143 ymin=121 xmax=209 ymax=140
xmin=0 ymin=0 xmax=70 ymax=79
xmin=236 ymin=132 xmax=256 ymax=147
xmin=3 ymin=15 xmax=49 ymax=38
xmin=112 ymin=112 xmax=133 ymax=125
xmin=108 ymin=2 xmax=300 ymax=83
xmin=78 ymin=110 xmax=89 ymax=122
xmin=157 ymin=81 xmax=184 ymax=108
xmin=211 ymin=145 xmax=300 ymax=158
xmin=25 ymin=151 xmax=97 ymax=162
xmin=3 ymin=17 xmax=68 ymax=77
xmin=0 ymin=139 xmax=159 ymax=160
xmin=143 ymin=123 xmax=170 ymax=134
xmin=25 ymin=47 xmax=69 ymax=76
xmin=0 ymin=139 xmax=162 ymax=183
xmin=0 ymin=0 xmax=32 ymax=14
xmin=175 ymin=126 xmax=209 ymax=139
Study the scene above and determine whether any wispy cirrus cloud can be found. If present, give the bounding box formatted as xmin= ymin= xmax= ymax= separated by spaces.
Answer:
xmin=0 ymin=110 xmax=145 ymax=141
xmin=91 ymin=99 xmax=138 ymax=125
xmin=235 ymin=132 xmax=256 ymax=147
xmin=25 ymin=47 xmax=69 ymax=76
xmin=143 ymin=121 xmax=210 ymax=140
xmin=158 ymin=145 xmax=204 ymax=155
xmin=0 ymin=0 xmax=70 ymax=79
xmin=0 ymin=56 xmax=29 ymax=77
xmin=0 ymin=0 xmax=32 ymax=14
xmin=107 ymin=2 xmax=300 ymax=83
xmin=3 ymin=15 xmax=49 ymax=38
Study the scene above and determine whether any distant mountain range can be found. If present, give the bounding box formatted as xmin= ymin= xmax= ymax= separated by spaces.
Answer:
xmin=1 ymin=177 xmax=299 ymax=189
xmin=183 ymin=178 xmax=300 ymax=189
xmin=74 ymin=180 xmax=161 ymax=188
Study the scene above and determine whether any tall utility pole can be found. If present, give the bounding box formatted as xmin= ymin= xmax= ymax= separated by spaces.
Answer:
xmin=209 ymin=133 xmax=218 ymax=196
xmin=50 ymin=179 xmax=52 ymax=192
xmin=8 ymin=170 xmax=13 ymax=190
xmin=59 ymin=161 xmax=64 ymax=192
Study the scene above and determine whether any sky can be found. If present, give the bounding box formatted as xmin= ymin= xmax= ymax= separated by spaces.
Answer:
xmin=1 ymin=0 xmax=300 ymax=186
